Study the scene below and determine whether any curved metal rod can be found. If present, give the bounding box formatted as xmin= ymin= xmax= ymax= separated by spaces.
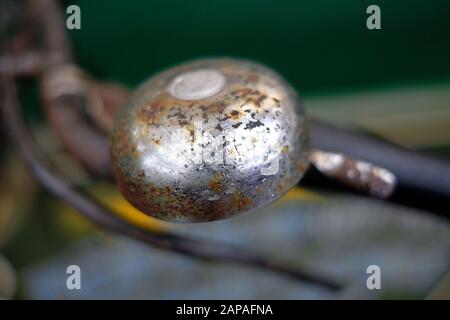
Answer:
xmin=309 ymin=120 xmax=450 ymax=219
xmin=0 ymin=75 xmax=343 ymax=291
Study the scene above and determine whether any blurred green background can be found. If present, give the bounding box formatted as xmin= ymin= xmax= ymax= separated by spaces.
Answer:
xmin=70 ymin=0 xmax=450 ymax=93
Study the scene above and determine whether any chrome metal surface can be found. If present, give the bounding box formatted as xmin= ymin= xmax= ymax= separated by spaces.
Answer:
xmin=111 ymin=58 xmax=310 ymax=222
xmin=310 ymin=149 xmax=397 ymax=198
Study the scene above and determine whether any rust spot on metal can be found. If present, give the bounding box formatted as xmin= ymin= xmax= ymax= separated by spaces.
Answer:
xmin=230 ymin=191 xmax=252 ymax=210
xmin=208 ymin=172 xmax=224 ymax=192
xmin=246 ymin=98 xmax=262 ymax=108
xmin=238 ymin=88 xmax=260 ymax=97
xmin=230 ymin=109 xmax=241 ymax=120
xmin=187 ymin=124 xmax=195 ymax=143
xmin=139 ymin=103 xmax=164 ymax=125
xmin=207 ymin=101 xmax=227 ymax=114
